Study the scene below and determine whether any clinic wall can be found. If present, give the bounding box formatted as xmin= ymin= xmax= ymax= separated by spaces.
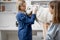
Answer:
xmin=0 ymin=13 xmax=16 ymax=27
xmin=0 ymin=13 xmax=43 ymax=30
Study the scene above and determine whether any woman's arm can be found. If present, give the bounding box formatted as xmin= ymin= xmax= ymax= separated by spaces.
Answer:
xmin=16 ymin=13 xmax=36 ymax=24
xmin=25 ymin=14 xmax=36 ymax=24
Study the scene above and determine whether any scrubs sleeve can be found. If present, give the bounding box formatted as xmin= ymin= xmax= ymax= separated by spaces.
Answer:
xmin=25 ymin=14 xmax=36 ymax=24
xmin=16 ymin=13 xmax=26 ymax=22
xmin=16 ymin=13 xmax=36 ymax=24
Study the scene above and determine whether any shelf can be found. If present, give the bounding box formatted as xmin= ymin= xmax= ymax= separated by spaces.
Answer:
xmin=0 ymin=26 xmax=43 ymax=31
xmin=31 ymin=0 xmax=52 ymax=1
xmin=0 ymin=0 xmax=18 ymax=13
xmin=0 ymin=11 xmax=18 ymax=14
xmin=0 ymin=1 xmax=17 ymax=3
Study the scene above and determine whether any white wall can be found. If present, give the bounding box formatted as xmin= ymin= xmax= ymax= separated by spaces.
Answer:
xmin=0 ymin=13 xmax=16 ymax=27
xmin=0 ymin=13 xmax=43 ymax=30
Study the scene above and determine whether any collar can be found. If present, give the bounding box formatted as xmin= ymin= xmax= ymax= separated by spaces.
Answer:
xmin=18 ymin=11 xmax=27 ymax=15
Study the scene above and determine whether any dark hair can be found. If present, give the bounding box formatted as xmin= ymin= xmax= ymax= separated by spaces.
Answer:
xmin=18 ymin=1 xmax=25 ymax=11
xmin=50 ymin=1 xmax=60 ymax=23
xmin=56 ymin=1 xmax=60 ymax=23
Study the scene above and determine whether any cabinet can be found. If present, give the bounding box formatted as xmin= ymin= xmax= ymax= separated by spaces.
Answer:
xmin=0 ymin=29 xmax=43 ymax=40
xmin=0 ymin=0 xmax=19 ymax=13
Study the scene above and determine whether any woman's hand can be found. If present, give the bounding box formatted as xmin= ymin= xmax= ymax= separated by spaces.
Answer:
xmin=32 ymin=6 xmax=38 ymax=14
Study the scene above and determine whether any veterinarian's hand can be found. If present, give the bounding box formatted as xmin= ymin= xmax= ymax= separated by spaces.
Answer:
xmin=32 ymin=6 xmax=38 ymax=14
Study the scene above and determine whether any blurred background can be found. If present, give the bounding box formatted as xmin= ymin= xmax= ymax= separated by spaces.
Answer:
xmin=0 ymin=0 xmax=54 ymax=40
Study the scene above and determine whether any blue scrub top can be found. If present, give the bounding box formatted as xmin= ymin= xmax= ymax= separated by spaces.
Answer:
xmin=16 ymin=11 xmax=36 ymax=40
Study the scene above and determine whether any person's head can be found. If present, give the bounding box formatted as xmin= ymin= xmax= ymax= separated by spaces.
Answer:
xmin=49 ymin=1 xmax=60 ymax=24
xmin=49 ymin=1 xmax=55 ymax=14
xmin=18 ymin=1 xmax=26 ymax=12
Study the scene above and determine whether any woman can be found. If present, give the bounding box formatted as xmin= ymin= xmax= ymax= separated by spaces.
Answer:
xmin=16 ymin=1 xmax=37 ymax=40
xmin=46 ymin=1 xmax=60 ymax=40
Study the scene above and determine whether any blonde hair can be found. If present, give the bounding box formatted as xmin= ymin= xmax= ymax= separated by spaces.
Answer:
xmin=18 ymin=0 xmax=25 ymax=11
